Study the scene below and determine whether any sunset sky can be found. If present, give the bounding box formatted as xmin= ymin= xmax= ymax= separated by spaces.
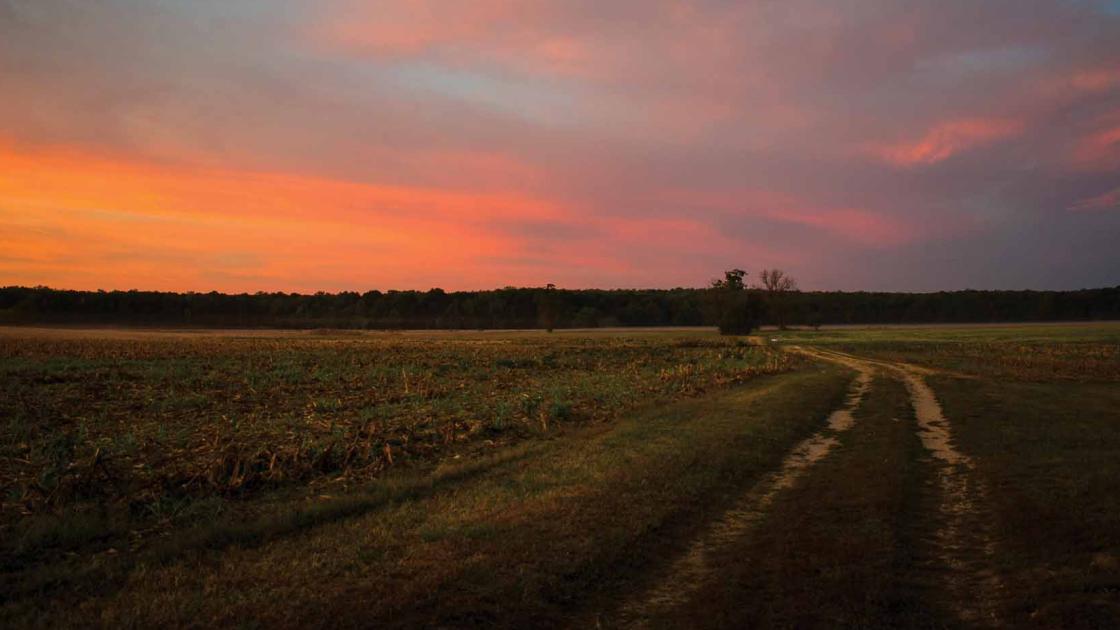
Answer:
xmin=2 ymin=1 xmax=1119 ymax=292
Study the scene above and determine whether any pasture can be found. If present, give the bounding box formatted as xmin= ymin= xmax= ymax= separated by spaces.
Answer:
xmin=1 ymin=323 xmax=1118 ymax=627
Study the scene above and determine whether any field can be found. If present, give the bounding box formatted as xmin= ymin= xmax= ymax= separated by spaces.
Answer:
xmin=2 ymin=323 xmax=1119 ymax=627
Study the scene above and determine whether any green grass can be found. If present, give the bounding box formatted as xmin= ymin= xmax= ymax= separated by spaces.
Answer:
xmin=773 ymin=322 xmax=1120 ymax=346
xmin=774 ymin=323 xmax=1120 ymax=626
xmin=774 ymin=322 xmax=1120 ymax=381
xmin=931 ymin=376 xmax=1120 ymax=627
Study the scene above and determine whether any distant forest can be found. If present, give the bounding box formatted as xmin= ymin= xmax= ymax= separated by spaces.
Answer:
xmin=2 ymin=285 xmax=1118 ymax=329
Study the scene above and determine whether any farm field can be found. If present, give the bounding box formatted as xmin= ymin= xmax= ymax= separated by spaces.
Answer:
xmin=1 ymin=323 xmax=1119 ymax=627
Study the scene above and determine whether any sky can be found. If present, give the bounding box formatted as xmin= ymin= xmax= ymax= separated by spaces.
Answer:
xmin=2 ymin=0 xmax=1119 ymax=293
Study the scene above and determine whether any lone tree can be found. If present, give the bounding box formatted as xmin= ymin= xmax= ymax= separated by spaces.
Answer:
xmin=757 ymin=268 xmax=798 ymax=329
xmin=759 ymin=269 xmax=797 ymax=293
xmin=709 ymin=268 xmax=756 ymax=335
xmin=712 ymin=268 xmax=747 ymax=291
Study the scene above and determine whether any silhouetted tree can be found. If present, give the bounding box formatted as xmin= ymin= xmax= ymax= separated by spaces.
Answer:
xmin=1 ymin=284 xmax=1117 ymax=330
xmin=759 ymin=269 xmax=797 ymax=292
xmin=710 ymin=269 xmax=756 ymax=335
xmin=758 ymin=268 xmax=798 ymax=329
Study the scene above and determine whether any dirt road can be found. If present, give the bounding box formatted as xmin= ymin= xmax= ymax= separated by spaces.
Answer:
xmin=612 ymin=357 xmax=874 ymax=626
xmin=804 ymin=347 xmax=1006 ymax=626
xmin=595 ymin=346 xmax=1005 ymax=628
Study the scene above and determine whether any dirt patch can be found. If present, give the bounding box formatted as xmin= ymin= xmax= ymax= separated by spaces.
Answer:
xmin=899 ymin=368 xmax=965 ymax=466
xmin=897 ymin=366 xmax=1006 ymax=626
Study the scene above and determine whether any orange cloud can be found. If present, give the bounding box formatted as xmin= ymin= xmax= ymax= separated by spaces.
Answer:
xmin=869 ymin=118 xmax=1024 ymax=166
xmin=4 ymin=138 xmax=783 ymax=291
xmin=0 ymin=138 xmax=575 ymax=291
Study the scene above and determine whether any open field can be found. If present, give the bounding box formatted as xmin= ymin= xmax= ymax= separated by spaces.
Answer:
xmin=2 ymin=323 xmax=1119 ymax=627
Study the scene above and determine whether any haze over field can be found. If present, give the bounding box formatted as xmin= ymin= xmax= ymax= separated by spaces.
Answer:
xmin=3 ymin=1 xmax=1120 ymax=292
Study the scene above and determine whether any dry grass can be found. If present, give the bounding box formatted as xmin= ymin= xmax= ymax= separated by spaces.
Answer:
xmin=1 ymin=362 xmax=849 ymax=628
xmin=0 ymin=331 xmax=797 ymax=562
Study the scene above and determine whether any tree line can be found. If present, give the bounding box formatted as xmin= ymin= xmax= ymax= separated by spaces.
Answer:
xmin=2 ymin=280 xmax=1117 ymax=330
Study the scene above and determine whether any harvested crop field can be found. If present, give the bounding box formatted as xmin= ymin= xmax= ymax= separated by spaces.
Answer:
xmin=2 ymin=323 xmax=1118 ymax=628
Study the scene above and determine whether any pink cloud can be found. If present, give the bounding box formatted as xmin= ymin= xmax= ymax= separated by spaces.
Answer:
xmin=1069 ymin=68 xmax=1120 ymax=92
xmin=310 ymin=1 xmax=601 ymax=78
xmin=1068 ymin=188 xmax=1120 ymax=211
xmin=764 ymin=207 xmax=916 ymax=246
xmin=651 ymin=188 xmax=919 ymax=247
xmin=1070 ymin=113 xmax=1120 ymax=172
xmin=868 ymin=118 xmax=1024 ymax=166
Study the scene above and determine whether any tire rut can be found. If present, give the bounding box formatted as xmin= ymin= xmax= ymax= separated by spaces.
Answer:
xmin=605 ymin=359 xmax=874 ymax=627
xmin=807 ymin=347 xmax=1006 ymax=627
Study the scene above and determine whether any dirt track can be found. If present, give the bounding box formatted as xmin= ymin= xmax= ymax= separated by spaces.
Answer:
xmin=602 ymin=346 xmax=1005 ymax=627
xmin=805 ymin=347 xmax=1006 ymax=626
xmin=611 ymin=356 xmax=874 ymax=626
